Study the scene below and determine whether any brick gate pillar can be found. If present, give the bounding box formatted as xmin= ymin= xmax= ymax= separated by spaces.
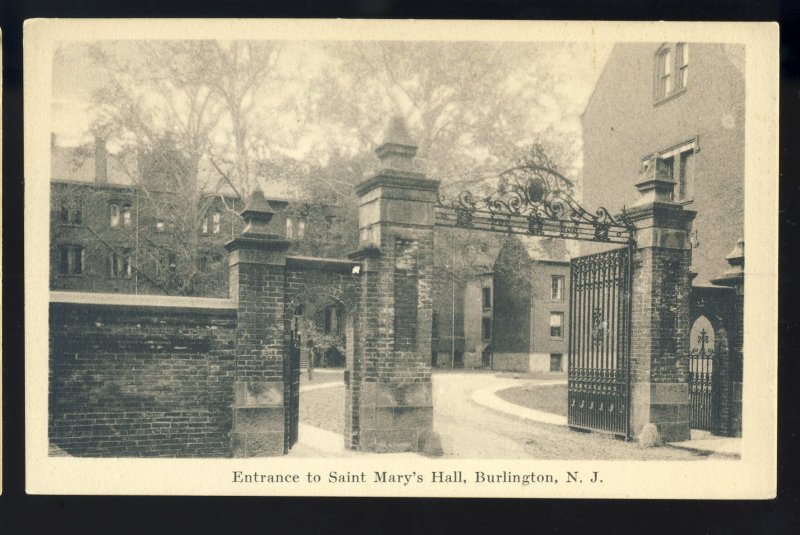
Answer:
xmin=627 ymin=170 xmax=696 ymax=444
xmin=347 ymin=118 xmax=441 ymax=453
xmin=712 ymin=239 xmax=744 ymax=437
xmin=225 ymin=188 xmax=291 ymax=457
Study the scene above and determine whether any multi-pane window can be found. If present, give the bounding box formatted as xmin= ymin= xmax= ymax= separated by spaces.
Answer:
xmin=550 ymin=312 xmax=564 ymax=338
xmin=647 ymin=138 xmax=698 ymax=202
xmin=58 ymin=204 xmax=82 ymax=225
xmin=676 ymin=42 xmax=689 ymax=89
xmin=482 ymin=287 xmax=492 ymax=309
xmin=286 ymin=217 xmax=294 ymax=239
xmin=655 ymin=43 xmax=689 ymax=102
xmin=122 ymin=204 xmax=132 ymax=227
xmin=551 ymin=275 xmax=564 ymax=301
xmin=197 ymin=254 xmax=209 ymax=273
xmin=297 ymin=219 xmax=306 ymax=239
xmin=58 ymin=245 xmax=84 ymax=275
xmin=656 ymin=48 xmax=673 ymax=100
xmin=110 ymin=250 xmax=132 ymax=278
xmin=481 ymin=317 xmax=492 ymax=341
xmin=201 ymin=216 xmax=209 ymax=234
xmin=110 ymin=203 xmax=120 ymax=227
xmin=212 ymin=211 xmax=221 ymax=234
xmin=550 ymin=353 xmax=563 ymax=372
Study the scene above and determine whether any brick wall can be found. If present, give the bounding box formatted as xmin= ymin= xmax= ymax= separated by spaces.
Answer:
xmin=49 ymin=293 xmax=237 ymax=457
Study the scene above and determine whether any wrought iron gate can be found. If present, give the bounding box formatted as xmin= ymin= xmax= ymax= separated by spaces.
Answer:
xmin=284 ymin=328 xmax=301 ymax=452
xmin=568 ymin=246 xmax=632 ymax=437
xmin=688 ymin=328 xmax=719 ymax=431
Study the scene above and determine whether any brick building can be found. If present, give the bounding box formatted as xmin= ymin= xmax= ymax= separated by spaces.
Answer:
xmin=50 ymin=136 xmax=351 ymax=299
xmin=582 ymin=43 xmax=745 ymax=436
xmin=582 ymin=42 xmax=744 ymax=285
xmin=431 ymin=232 xmax=570 ymax=373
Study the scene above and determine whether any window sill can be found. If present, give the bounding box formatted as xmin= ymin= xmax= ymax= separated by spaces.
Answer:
xmin=654 ymin=88 xmax=686 ymax=107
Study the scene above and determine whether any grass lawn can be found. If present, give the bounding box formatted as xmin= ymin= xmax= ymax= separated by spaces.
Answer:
xmin=495 ymin=383 xmax=568 ymax=417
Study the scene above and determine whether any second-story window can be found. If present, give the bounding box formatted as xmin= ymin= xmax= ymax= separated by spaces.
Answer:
xmin=110 ymin=203 xmax=120 ymax=227
xmin=551 ymin=275 xmax=564 ymax=301
xmin=482 ymin=287 xmax=492 ymax=309
xmin=197 ymin=254 xmax=209 ymax=273
xmin=122 ymin=204 xmax=132 ymax=227
xmin=58 ymin=204 xmax=83 ymax=225
xmin=286 ymin=217 xmax=294 ymax=239
xmin=646 ymin=138 xmax=698 ymax=202
xmin=550 ymin=312 xmax=564 ymax=338
xmin=212 ymin=211 xmax=221 ymax=234
xmin=297 ymin=219 xmax=305 ymax=239
xmin=201 ymin=216 xmax=209 ymax=234
xmin=110 ymin=250 xmax=132 ymax=278
xmin=58 ymin=245 xmax=84 ymax=275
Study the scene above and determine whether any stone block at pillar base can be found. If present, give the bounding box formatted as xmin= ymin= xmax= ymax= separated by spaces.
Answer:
xmin=231 ymin=430 xmax=285 ymax=457
xmin=231 ymin=380 xmax=285 ymax=457
xmin=631 ymin=382 xmax=691 ymax=444
xmin=357 ymin=381 xmax=435 ymax=453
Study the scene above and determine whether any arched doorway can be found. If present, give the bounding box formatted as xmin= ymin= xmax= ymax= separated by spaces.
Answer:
xmin=285 ymin=285 xmax=357 ymax=452
xmin=688 ymin=314 xmax=725 ymax=432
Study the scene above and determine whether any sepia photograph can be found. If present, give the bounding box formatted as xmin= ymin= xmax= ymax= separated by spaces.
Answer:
xmin=24 ymin=19 xmax=778 ymax=497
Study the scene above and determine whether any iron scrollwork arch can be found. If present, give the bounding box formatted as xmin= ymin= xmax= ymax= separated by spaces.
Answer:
xmin=436 ymin=162 xmax=635 ymax=244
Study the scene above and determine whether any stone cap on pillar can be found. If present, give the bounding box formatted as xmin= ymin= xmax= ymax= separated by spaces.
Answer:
xmin=225 ymin=186 xmax=291 ymax=252
xmin=374 ymin=116 xmax=418 ymax=172
xmin=711 ymin=238 xmax=744 ymax=287
xmin=630 ymin=165 xmax=678 ymax=208
xmin=355 ymin=116 xmax=439 ymax=197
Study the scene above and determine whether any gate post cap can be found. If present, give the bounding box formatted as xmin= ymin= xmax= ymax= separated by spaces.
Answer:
xmin=631 ymin=165 xmax=678 ymax=207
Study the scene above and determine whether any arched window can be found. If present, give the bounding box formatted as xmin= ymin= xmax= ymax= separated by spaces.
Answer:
xmin=656 ymin=47 xmax=673 ymax=100
xmin=655 ymin=43 xmax=689 ymax=102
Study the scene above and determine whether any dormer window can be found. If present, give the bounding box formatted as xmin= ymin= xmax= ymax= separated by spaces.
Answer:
xmin=655 ymin=43 xmax=688 ymax=103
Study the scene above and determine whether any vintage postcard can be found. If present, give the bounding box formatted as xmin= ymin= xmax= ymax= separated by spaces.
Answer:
xmin=25 ymin=19 xmax=778 ymax=497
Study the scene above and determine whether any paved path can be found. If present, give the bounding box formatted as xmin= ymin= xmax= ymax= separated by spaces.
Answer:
xmin=294 ymin=371 xmax=720 ymax=460
xmin=470 ymin=378 xmax=567 ymax=427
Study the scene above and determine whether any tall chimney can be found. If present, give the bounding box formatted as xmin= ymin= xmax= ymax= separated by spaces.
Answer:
xmin=95 ymin=135 xmax=108 ymax=183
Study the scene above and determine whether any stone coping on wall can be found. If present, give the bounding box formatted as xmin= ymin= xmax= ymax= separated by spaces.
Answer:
xmin=50 ymin=290 xmax=237 ymax=312
xmin=286 ymin=255 xmax=360 ymax=273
